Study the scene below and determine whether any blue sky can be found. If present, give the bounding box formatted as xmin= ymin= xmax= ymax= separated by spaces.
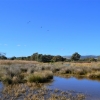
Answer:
xmin=0 ymin=0 xmax=100 ymax=57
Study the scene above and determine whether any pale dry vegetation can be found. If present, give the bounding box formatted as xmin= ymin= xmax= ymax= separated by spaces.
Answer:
xmin=0 ymin=60 xmax=100 ymax=84
xmin=1 ymin=60 xmax=100 ymax=99
xmin=1 ymin=83 xmax=85 ymax=100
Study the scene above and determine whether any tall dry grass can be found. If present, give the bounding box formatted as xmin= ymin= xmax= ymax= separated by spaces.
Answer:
xmin=25 ymin=71 xmax=53 ymax=83
xmin=0 ymin=60 xmax=100 ymax=84
xmin=0 ymin=60 xmax=54 ymax=84
xmin=0 ymin=60 xmax=38 ymax=65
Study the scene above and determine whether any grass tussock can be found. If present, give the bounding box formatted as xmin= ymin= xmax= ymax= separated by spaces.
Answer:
xmin=87 ymin=72 xmax=100 ymax=78
xmin=1 ymin=83 xmax=85 ymax=100
xmin=25 ymin=71 xmax=53 ymax=83
xmin=1 ymin=76 xmax=12 ymax=84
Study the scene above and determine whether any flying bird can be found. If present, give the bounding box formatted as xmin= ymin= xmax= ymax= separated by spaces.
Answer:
xmin=27 ymin=21 xmax=31 ymax=24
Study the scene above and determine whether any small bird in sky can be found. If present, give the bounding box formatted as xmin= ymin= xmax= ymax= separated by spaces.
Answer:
xmin=27 ymin=21 xmax=31 ymax=24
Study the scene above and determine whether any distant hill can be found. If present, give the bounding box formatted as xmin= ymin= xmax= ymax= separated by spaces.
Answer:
xmin=63 ymin=55 xmax=100 ymax=59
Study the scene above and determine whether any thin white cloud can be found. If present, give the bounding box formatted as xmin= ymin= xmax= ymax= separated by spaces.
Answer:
xmin=17 ymin=45 xmax=21 ymax=46
xmin=24 ymin=45 xmax=26 ymax=46
xmin=4 ymin=44 xmax=7 ymax=46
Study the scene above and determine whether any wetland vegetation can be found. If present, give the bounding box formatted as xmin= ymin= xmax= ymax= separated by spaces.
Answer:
xmin=0 ymin=60 xmax=100 ymax=100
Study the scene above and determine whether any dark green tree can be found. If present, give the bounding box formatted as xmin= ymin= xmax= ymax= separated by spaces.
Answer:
xmin=71 ymin=52 xmax=81 ymax=61
xmin=38 ymin=54 xmax=43 ymax=62
xmin=89 ymin=58 xmax=97 ymax=62
xmin=26 ymin=56 xmax=31 ymax=60
xmin=97 ymin=56 xmax=100 ymax=61
xmin=42 ymin=55 xmax=53 ymax=62
xmin=51 ymin=55 xmax=66 ymax=62
xmin=10 ymin=56 xmax=16 ymax=60
xmin=0 ymin=52 xmax=7 ymax=59
xmin=31 ymin=53 xmax=39 ymax=61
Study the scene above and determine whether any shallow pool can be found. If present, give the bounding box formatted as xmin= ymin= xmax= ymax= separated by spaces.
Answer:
xmin=47 ymin=76 xmax=100 ymax=100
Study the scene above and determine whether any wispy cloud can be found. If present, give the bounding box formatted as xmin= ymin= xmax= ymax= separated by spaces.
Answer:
xmin=4 ymin=44 xmax=7 ymax=46
xmin=17 ymin=44 xmax=21 ymax=46
xmin=17 ymin=44 xmax=27 ymax=47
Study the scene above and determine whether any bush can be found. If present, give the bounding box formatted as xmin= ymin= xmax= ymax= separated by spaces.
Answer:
xmin=73 ymin=69 xmax=86 ymax=75
xmin=12 ymin=76 xmax=20 ymax=84
xmin=25 ymin=71 xmax=53 ymax=83
xmin=71 ymin=52 xmax=81 ymax=61
xmin=87 ymin=72 xmax=100 ymax=78
xmin=2 ymin=76 xmax=12 ymax=84
xmin=25 ymin=74 xmax=44 ymax=82
xmin=59 ymin=68 xmax=72 ymax=74
xmin=27 ymin=67 xmax=34 ymax=74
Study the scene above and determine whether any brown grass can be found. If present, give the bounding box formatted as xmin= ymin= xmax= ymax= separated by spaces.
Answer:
xmin=0 ymin=60 xmax=100 ymax=84
xmin=0 ymin=60 xmax=38 ymax=65
xmin=1 ymin=83 xmax=85 ymax=100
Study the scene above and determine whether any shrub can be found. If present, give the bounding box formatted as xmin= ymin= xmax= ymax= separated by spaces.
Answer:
xmin=25 ymin=74 xmax=43 ymax=83
xmin=2 ymin=76 xmax=12 ymax=84
xmin=12 ymin=76 xmax=20 ymax=84
xmin=27 ymin=67 xmax=34 ymax=74
xmin=50 ymin=67 xmax=60 ymax=73
xmin=87 ymin=72 xmax=100 ymax=78
xmin=25 ymin=71 xmax=53 ymax=83
xmin=73 ymin=69 xmax=86 ymax=75
xmin=59 ymin=68 xmax=72 ymax=74
xmin=20 ymin=67 xmax=28 ymax=72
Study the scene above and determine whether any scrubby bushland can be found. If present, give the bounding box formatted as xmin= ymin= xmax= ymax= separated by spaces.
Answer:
xmin=53 ymin=62 xmax=100 ymax=80
xmin=0 ymin=62 xmax=54 ymax=84
xmin=0 ymin=60 xmax=100 ymax=84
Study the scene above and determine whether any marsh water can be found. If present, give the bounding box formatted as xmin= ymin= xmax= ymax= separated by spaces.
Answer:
xmin=47 ymin=76 xmax=100 ymax=100
xmin=0 ymin=77 xmax=100 ymax=100
xmin=0 ymin=82 xmax=3 ymax=90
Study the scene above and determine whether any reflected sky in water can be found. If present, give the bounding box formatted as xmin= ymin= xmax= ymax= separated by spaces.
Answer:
xmin=47 ymin=76 xmax=100 ymax=100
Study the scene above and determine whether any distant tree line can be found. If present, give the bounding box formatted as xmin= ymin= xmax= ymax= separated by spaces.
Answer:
xmin=9 ymin=53 xmax=66 ymax=62
xmin=0 ymin=52 xmax=99 ymax=62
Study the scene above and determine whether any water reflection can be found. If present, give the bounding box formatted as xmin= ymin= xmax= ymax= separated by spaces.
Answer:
xmin=0 ymin=82 xmax=4 ymax=97
xmin=47 ymin=76 xmax=100 ymax=100
xmin=0 ymin=82 xmax=3 ymax=90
